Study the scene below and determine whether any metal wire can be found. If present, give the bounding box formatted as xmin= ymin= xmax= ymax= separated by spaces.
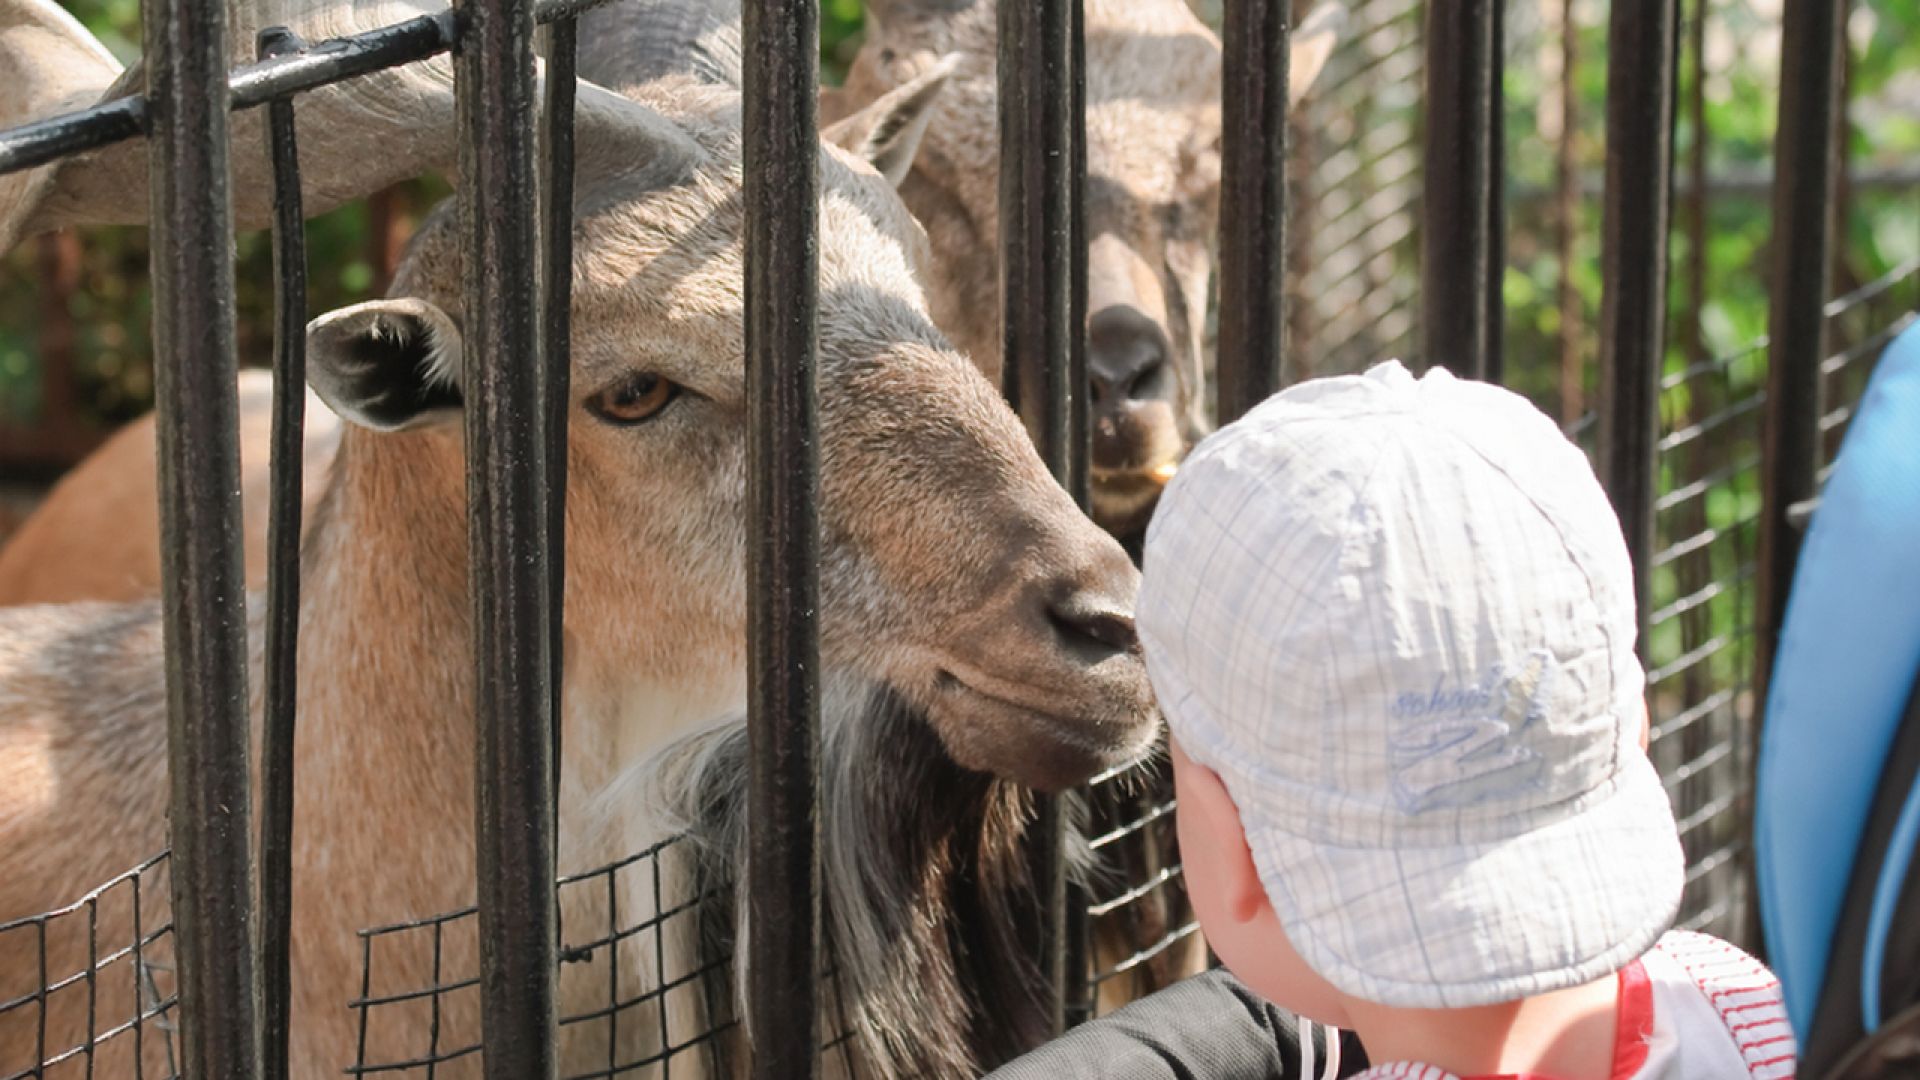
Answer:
xmin=0 ymin=854 xmax=180 ymax=1080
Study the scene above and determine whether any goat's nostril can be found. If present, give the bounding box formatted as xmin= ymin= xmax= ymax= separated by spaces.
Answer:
xmin=1087 ymin=305 xmax=1175 ymax=406
xmin=1048 ymin=592 xmax=1139 ymax=655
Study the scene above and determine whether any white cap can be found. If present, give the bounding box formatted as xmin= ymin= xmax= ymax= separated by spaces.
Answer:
xmin=1138 ymin=360 xmax=1684 ymax=1009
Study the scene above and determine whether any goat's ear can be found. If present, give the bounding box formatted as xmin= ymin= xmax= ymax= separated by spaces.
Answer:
xmin=823 ymin=54 xmax=957 ymax=187
xmin=306 ymin=299 xmax=464 ymax=432
xmin=1289 ymin=3 xmax=1345 ymax=104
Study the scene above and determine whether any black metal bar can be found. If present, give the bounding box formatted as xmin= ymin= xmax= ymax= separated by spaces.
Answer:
xmin=1485 ymin=0 xmax=1506 ymax=384
xmin=999 ymin=0 xmax=1079 ymax=1036
xmin=0 ymin=0 xmax=617 ymax=179
xmin=1217 ymin=0 xmax=1291 ymax=422
xmin=1059 ymin=0 xmax=1090 ymax=1022
xmin=0 ymin=98 xmax=147 ymax=176
xmin=1755 ymin=0 xmax=1845 ymax=703
xmin=144 ymin=0 xmax=262 ymax=1068
xmin=457 ymin=0 xmax=558 ymax=1070
xmin=1598 ymin=2 xmax=1680 ymax=655
xmin=1060 ymin=0 xmax=1091 ymax=1029
xmin=229 ymin=14 xmax=456 ymax=104
xmin=255 ymin=26 xmax=310 ymax=1080
xmin=1420 ymin=0 xmax=1496 ymax=377
xmin=1067 ymin=0 xmax=1089 ymax=510
xmin=741 ymin=0 xmax=822 ymax=1075
xmin=539 ymin=12 xmax=577 ymax=854
xmin=1753 ymin=0 xmax=1847 ymax=951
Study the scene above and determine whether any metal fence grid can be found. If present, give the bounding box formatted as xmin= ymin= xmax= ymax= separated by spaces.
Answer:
xmin=342 ymin=834 xmax=862 ymax=1078
xmin=1286 ymin=0 xmax=1425 ymax=379
xmin=0 ymin=854 xmax=179 ymax=1080
xmin=1647 ymin=258 xmax=1920 ymax=942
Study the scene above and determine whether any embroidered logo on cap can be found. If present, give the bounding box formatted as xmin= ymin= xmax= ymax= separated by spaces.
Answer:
xmin=1387 ymin=651 xmax=1556 ymax=813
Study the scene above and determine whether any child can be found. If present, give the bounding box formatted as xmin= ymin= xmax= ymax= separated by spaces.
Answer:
xmin=1129 ymin=361 xmax=1793 ymax=1078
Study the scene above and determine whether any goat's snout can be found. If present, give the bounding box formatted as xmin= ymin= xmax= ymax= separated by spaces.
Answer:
xmin=1088 ymin=305 xmax=1173 ymax=409
xmin=1045 ymin=587 xmax=1139 ymax=659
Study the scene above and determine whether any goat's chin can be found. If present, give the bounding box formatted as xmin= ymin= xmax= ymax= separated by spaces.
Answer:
xmin=912 ymin=671 xmax=1159 ymax=793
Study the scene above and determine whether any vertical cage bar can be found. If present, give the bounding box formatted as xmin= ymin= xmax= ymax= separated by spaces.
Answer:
xmin=1598 ymin=3 xmax=1680 ymax=650
xmin=741 ymin=0 xmax=822 ymax=1074
xmin=1420 ymin=0 xmax=1497 ymax=377
xmin=999 ymin=0 xmax=1081 ymax=1035
xmin=1217 ymin=0 xmax=1291 ymax=422
xmin=1066 ymin=0 xmax=1089 ymax=511
xmin=457 ymin=0 xmax=558 ymax=1071
xmin=1755 ymin=0 xmax=1845 ymax=705
xmin=1752 ymin=0 xmax=1847 ymax=952
xmin=539 ymin=12 xmax=577 ymax=837
xmin=1485 ymin=0 xmax=1506 ymax=384
xmin=1060 ymin=0 xmax=1091 ymax=1025
xmin=256 ymin=26 xmax=310 ymax=1080
xmin=143 ymin=0 xmax=263 ymax=1066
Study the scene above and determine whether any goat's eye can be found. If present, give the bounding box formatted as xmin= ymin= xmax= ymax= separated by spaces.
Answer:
xmin=588 ymin=373 xmax=679 ymax=425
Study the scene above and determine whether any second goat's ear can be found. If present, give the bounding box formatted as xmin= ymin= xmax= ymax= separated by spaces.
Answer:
xmin=824 ymin=54 xmax=958 ymax=187
xmin=1290 ymin=3 xmax=1346 ymax=104
xmin=306 ymin=298 xmax=464 ymax=433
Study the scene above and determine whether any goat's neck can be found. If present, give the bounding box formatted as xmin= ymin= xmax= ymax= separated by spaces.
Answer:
xmin=295 ymin=427 xmax=474 ymax=797
xmin=302 ymin=427 xmax=745 ymax=874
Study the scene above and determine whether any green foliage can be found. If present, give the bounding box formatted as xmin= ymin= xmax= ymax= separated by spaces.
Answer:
xmin=822 ymin=0 xmax=866 ymax=84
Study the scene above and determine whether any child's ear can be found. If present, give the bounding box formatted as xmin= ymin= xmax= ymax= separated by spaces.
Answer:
xmin=1170 ymin=737 xmax=1271 ymax=924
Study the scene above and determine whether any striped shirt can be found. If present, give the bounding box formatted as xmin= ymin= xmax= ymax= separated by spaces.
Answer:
xmin=1351 ymin=931 xmax=1795 ymax=1080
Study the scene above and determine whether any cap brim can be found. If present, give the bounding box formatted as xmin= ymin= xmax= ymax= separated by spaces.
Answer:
xmin=1244 ymin=751 xmax=1686 ymax=1009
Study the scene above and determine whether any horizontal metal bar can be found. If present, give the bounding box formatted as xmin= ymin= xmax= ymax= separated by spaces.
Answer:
xmin=0 ymin=0 xmax=615 ymax=178
xmin=0 ymin=99 xmax=147 ymax=177
xmin=1651 ymin=687 xmax=1740 ymax=743
xmin=1087 ymin=923 xmax=1204 ymax=985
xmin=1647 ymin=566 xmax=1754 ymax=628
xmin=1086 ymin=864 xmax=1184 ymax=918
xmin=1824 ymin=316 xmax=1917 ymax=376
xmin=1508 ymin=162 xmax=1920 ymax=208
xmin=1658 ymin=394 xmax=1763 ymax=454
xmin=229 ymin=14 xmax=453 ymax=107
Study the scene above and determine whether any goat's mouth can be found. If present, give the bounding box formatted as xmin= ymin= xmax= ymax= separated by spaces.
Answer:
xmin=1089 ymin=464 xmax=1179 ymax=537
xmin=914 ymin=665 xmax=1159 ymax=793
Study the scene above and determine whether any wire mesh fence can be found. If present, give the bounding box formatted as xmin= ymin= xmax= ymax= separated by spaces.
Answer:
xmin=0 ymin=854 xmax=179 ymax=1080
xmin=1286 ymin=0 xmax=1425 ymax=379
xmin=1647 ymin=257 xmax=1920 ymax=942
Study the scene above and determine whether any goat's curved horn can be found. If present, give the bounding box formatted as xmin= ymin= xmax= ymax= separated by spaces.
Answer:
xmin=577 ymin=0 xmax=744 ymax=93
xmin=0 ymin=0 xmax=124 ymax=252
xmin=0 ymin=0 xmax=700 ymax=254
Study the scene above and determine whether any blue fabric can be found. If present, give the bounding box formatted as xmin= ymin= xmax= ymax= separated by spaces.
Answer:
xmin=1756 ymin=317 xmax=1920 ymax=1038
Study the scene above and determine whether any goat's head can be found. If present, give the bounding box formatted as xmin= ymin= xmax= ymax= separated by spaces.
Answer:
xmin=0 ymin=0 xmax=1157 ymax=792
xmin=834 ymin=0 xmax=1342 ymax=538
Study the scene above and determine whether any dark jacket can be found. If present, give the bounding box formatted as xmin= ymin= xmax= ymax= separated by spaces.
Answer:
xmin=985 ymin=969 xmax=1370 ymax=1080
